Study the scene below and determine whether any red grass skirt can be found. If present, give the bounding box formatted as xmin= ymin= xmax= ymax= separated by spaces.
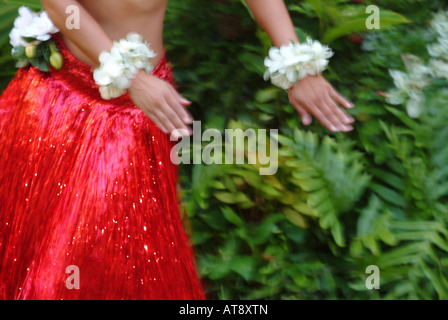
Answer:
xmin=0 ymin=34 xmax=205 ymax=300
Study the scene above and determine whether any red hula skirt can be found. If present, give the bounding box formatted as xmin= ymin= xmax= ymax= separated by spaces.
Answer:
xmin=0 ymin=34 xmax=206 ymax=300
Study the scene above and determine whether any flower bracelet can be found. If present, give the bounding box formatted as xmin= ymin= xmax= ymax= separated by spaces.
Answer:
xmin=263 ymin=37 xmax=334 ymax=90
xmin=93 ymin=32 xmax=157 ymax=100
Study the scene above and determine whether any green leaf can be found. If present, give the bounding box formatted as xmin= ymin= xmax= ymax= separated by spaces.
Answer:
xmin=331 ymin=221 xmax=346 ymax=247
xmin=214 ymin=191 xmax=253 ymax=205
xmin=283 ymin=208 xmax=307 ymax=228
xmin=37 ymin=60 xmax=48 ymax=72
xmin=230 ymin=255 xmax=256 ymax=281
xmin=221 ymin=206 xmax=244 ymax=227
xmin=370 ymin=182 xmax=407 ymax=208
xmin=323 ymin=11 xmax=410 ymax=43
xmin=0 ymin=0 xmax=42 ymax=9
xmin=255 ymin=87 xmax=280 ymax=103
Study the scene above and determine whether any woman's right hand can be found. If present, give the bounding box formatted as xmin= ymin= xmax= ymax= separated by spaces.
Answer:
xmin=127 ymin=70 xmax=194 ymax=139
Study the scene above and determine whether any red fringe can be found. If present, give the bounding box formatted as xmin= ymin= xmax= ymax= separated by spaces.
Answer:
xmin=0 ymin=34 xmax=205 ymax=300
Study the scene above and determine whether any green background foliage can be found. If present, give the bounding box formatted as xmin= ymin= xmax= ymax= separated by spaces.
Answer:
xmin=1 ymin=0 xmax=447 ymax=299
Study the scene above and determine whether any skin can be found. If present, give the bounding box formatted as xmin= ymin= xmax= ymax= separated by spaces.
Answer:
xmin=40 ymin=0 xmax=355 ymax=138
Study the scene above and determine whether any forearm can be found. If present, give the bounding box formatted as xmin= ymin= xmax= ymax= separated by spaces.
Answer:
xmin=40 ymin=0 xmax=112 ymax=66
xmin=245 ymin=0 xmax=298 ymax=47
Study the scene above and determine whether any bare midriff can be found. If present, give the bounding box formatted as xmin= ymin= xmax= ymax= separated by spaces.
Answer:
xmin=61 ymin=0 xmax=169 ymax=67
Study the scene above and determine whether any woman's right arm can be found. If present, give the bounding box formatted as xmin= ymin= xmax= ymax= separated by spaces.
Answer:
xmin=41 ymin=0 xmax=112 ymax=66
xmin=40 ymin=0 xmax=193 ymax=137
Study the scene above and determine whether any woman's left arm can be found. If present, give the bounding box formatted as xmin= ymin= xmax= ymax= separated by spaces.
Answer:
xmin=245 ymin=0 xmax=355 ymax=132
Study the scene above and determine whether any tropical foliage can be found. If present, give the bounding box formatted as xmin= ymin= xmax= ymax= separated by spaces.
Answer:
xmin=0 ymin=0 xmax=447 ymax=300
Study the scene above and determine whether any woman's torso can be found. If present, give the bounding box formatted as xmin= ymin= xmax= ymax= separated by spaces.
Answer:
xmin=61 ymin=0 xmax=169 ymax=67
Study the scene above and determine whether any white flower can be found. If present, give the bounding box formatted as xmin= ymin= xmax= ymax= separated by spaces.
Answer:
xmin=98 ymin=86 xmax=112 ymax=100
xmin=103 ymin=61 xmax=126 ymax=79
xmin=9 ymin=6 xmax=59 ymax=48
xmin=99 ymin=85 xmax=124 ymax=100
xmin=428 ymin=39 xmax=448 ymax=60
xmin=386 ymin=55 xmax=433 ymax=118
xmin=94 ymin=32 xmax=157 ymax=99
xmin=114 ymin=76 xmax=132 ymax=90
xmin=28 ymin=11 xmax=59 ymax=41
xmin=385 ymin=88 xmax=406 ymax=105
xmin=93 ymin=68 xmax=112 ymax=86
xmin=428 ymin=11 xmax=448 ymax=61
xmin=9 ymin=28 xmax=29 ymax=48
xmin=263 ymin=38 xmax=333 ymax=90
xmin=386 ymin=74 xmax=425 ymax=118
xmin=406 ymin=92 xmax=424 ymax=118
xmin=112 ymin=33 xmax=156 ymax=73
xmin=384 ymin=11 xmax=448 ymax=119
xmin=431 ymin=11 xmax=448 ymax=37
xmin=9 ymin=7 xmax=36 ymax=47
xmin=389 ymin=70 xmax=411 ymax=93
xmin=428 ymin=58 xmax=448 ymax=80
xmin=14 ymin=6 xmax=35 ymax=30
xmin=126 ymin=32 xmax=143 ymax=44
xmin=270 ymin=71 xmax=294 ymax=90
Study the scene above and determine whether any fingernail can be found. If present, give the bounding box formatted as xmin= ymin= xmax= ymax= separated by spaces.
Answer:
xmin=175 ymin=129 xmax=187 ymax=140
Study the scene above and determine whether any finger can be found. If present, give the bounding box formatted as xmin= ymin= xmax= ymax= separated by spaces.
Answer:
xmin=139 ymin=98 xmax=173 ymax=134
xmin=306 ymin=83 xmax=346 ymax=131
xmin=325 ymin=95 xmax=355 ymax=126
xmin=166 ymin=90 xmax=194 ymax=124
xmin=292 ymin=101 xmax=313 ymax=125
xmin=155 ymin=106 xmax=192 ymax=138
xmin=147 ymin=112 xmax=169 ymax=134
xmin=179 ymin=96 xmax=192 ymax=106
xmin=163 ymin=102 xmax=193 ymax=134
xmin=153 ymin=106 xmax=178 ymax=134
xmin=306 ymin=102 xmax=340 ymax=132
xmin=328 ymin=86 xmax=354 ymax=109
xmin=170 ymin=86 xmax=193 ymax=107
xmin=319 ymin=98 xmax=353 ymax=132
xmin=171 ymin=127 xmax=191 ymax=140
xmin=307 ymin=81 xmax=351 ymax=131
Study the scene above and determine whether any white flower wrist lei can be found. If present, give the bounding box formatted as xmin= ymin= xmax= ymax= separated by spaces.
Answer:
xmin=93 ymin=32 xmax=157 ymax=100
xmin=263 ymin=37 xmax=334 ymax=90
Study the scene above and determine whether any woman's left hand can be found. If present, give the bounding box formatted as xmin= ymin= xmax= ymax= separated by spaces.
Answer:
xmin=287 ymin=74 xmax=356 ymax=132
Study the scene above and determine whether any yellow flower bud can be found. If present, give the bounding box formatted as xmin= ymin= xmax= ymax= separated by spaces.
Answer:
xmin=25 ymin=45 xmax=37 ymax=58
xmin=49 ymin=42 xmax=57 ymax=53
xmin=49 ymin=51 xmax=63 ymax=70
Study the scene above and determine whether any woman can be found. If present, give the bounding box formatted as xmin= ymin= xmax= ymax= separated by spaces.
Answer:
xmin=0 ymin=0 xmax=355 ymax=300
